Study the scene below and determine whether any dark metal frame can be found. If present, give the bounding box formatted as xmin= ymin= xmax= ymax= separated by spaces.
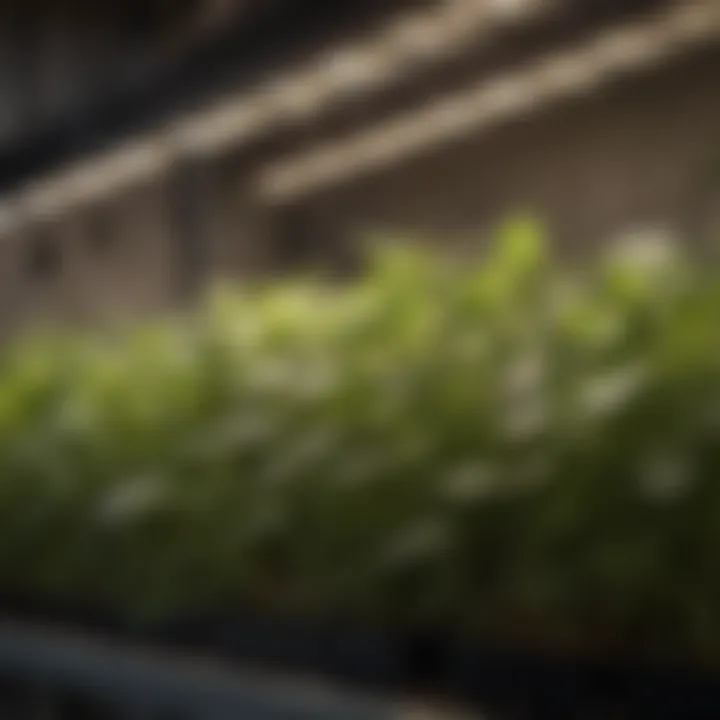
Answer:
xmin=0 ymin=621 xmax=422 ymax=720
xmin=0 ymin=0 xmax=398 ymax=194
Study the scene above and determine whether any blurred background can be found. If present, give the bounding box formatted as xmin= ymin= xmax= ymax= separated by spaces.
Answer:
xmin=0 ymin=1 xmax=720 ymax=718
xmin=0 ymin=0 xmax=718 ymax=335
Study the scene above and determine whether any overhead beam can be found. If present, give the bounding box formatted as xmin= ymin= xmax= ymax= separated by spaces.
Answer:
xmin=256 ymin=1 xmax=720 ymax=204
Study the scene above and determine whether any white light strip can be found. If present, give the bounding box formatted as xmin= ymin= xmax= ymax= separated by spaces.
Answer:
xmin=23 ymin=141 xmax=171 ymax=218
xmin=0 ymin=0 xmax=553 ymax=235
xmin=257 ymin=1 xmax=720 ymax=204
xmin=0 ymin=139 xmax=172 ymax=236
xmin=171 ymin=0 xmax=556 ymax=157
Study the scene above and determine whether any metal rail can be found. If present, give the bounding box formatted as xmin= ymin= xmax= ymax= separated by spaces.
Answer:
xmin=0 ymin=620 xmax=478 ymax=720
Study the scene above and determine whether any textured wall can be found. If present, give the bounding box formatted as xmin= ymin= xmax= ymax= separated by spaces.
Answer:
xmin=277 ymin=47 xmax=720 ymax=264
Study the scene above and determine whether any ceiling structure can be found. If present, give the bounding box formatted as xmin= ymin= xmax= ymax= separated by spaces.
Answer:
xmin=0 ymin=0 xmax=718 ymax=230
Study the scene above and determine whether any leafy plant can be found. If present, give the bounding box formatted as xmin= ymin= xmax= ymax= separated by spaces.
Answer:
xmin=1 ymin=225 xmax=720 ymax=662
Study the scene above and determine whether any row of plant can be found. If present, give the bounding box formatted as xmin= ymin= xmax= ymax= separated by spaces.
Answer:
xmin=2 ymin=221 xmax=720 ymax=664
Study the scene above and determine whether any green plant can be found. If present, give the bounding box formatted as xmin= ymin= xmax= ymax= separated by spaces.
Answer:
xmin=2 ymin=223 xmax=720 ymax=662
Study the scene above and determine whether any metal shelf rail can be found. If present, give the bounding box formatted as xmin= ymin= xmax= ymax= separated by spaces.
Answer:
xmin=0 ymin=620 xmax=478 ymax=720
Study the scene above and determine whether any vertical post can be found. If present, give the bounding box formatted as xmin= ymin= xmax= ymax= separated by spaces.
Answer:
xmin=210 ymin=171 xmax=270 ymax=283
xmin=169 ymin=155 xmax=212 ymax=305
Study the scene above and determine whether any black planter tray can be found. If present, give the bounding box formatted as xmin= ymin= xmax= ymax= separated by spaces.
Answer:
xmin=2 ymin=594 xmax=720 ymax=719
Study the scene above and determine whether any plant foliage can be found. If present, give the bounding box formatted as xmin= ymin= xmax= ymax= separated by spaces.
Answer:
xmin=2 ymin=225 xmax=720 ymax=661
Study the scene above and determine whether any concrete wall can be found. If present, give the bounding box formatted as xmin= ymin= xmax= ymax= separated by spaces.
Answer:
xmin=0 ymin=176 xmax=179 ymax=338
xmin=276 ymin=46 xmax=720 ymax=266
